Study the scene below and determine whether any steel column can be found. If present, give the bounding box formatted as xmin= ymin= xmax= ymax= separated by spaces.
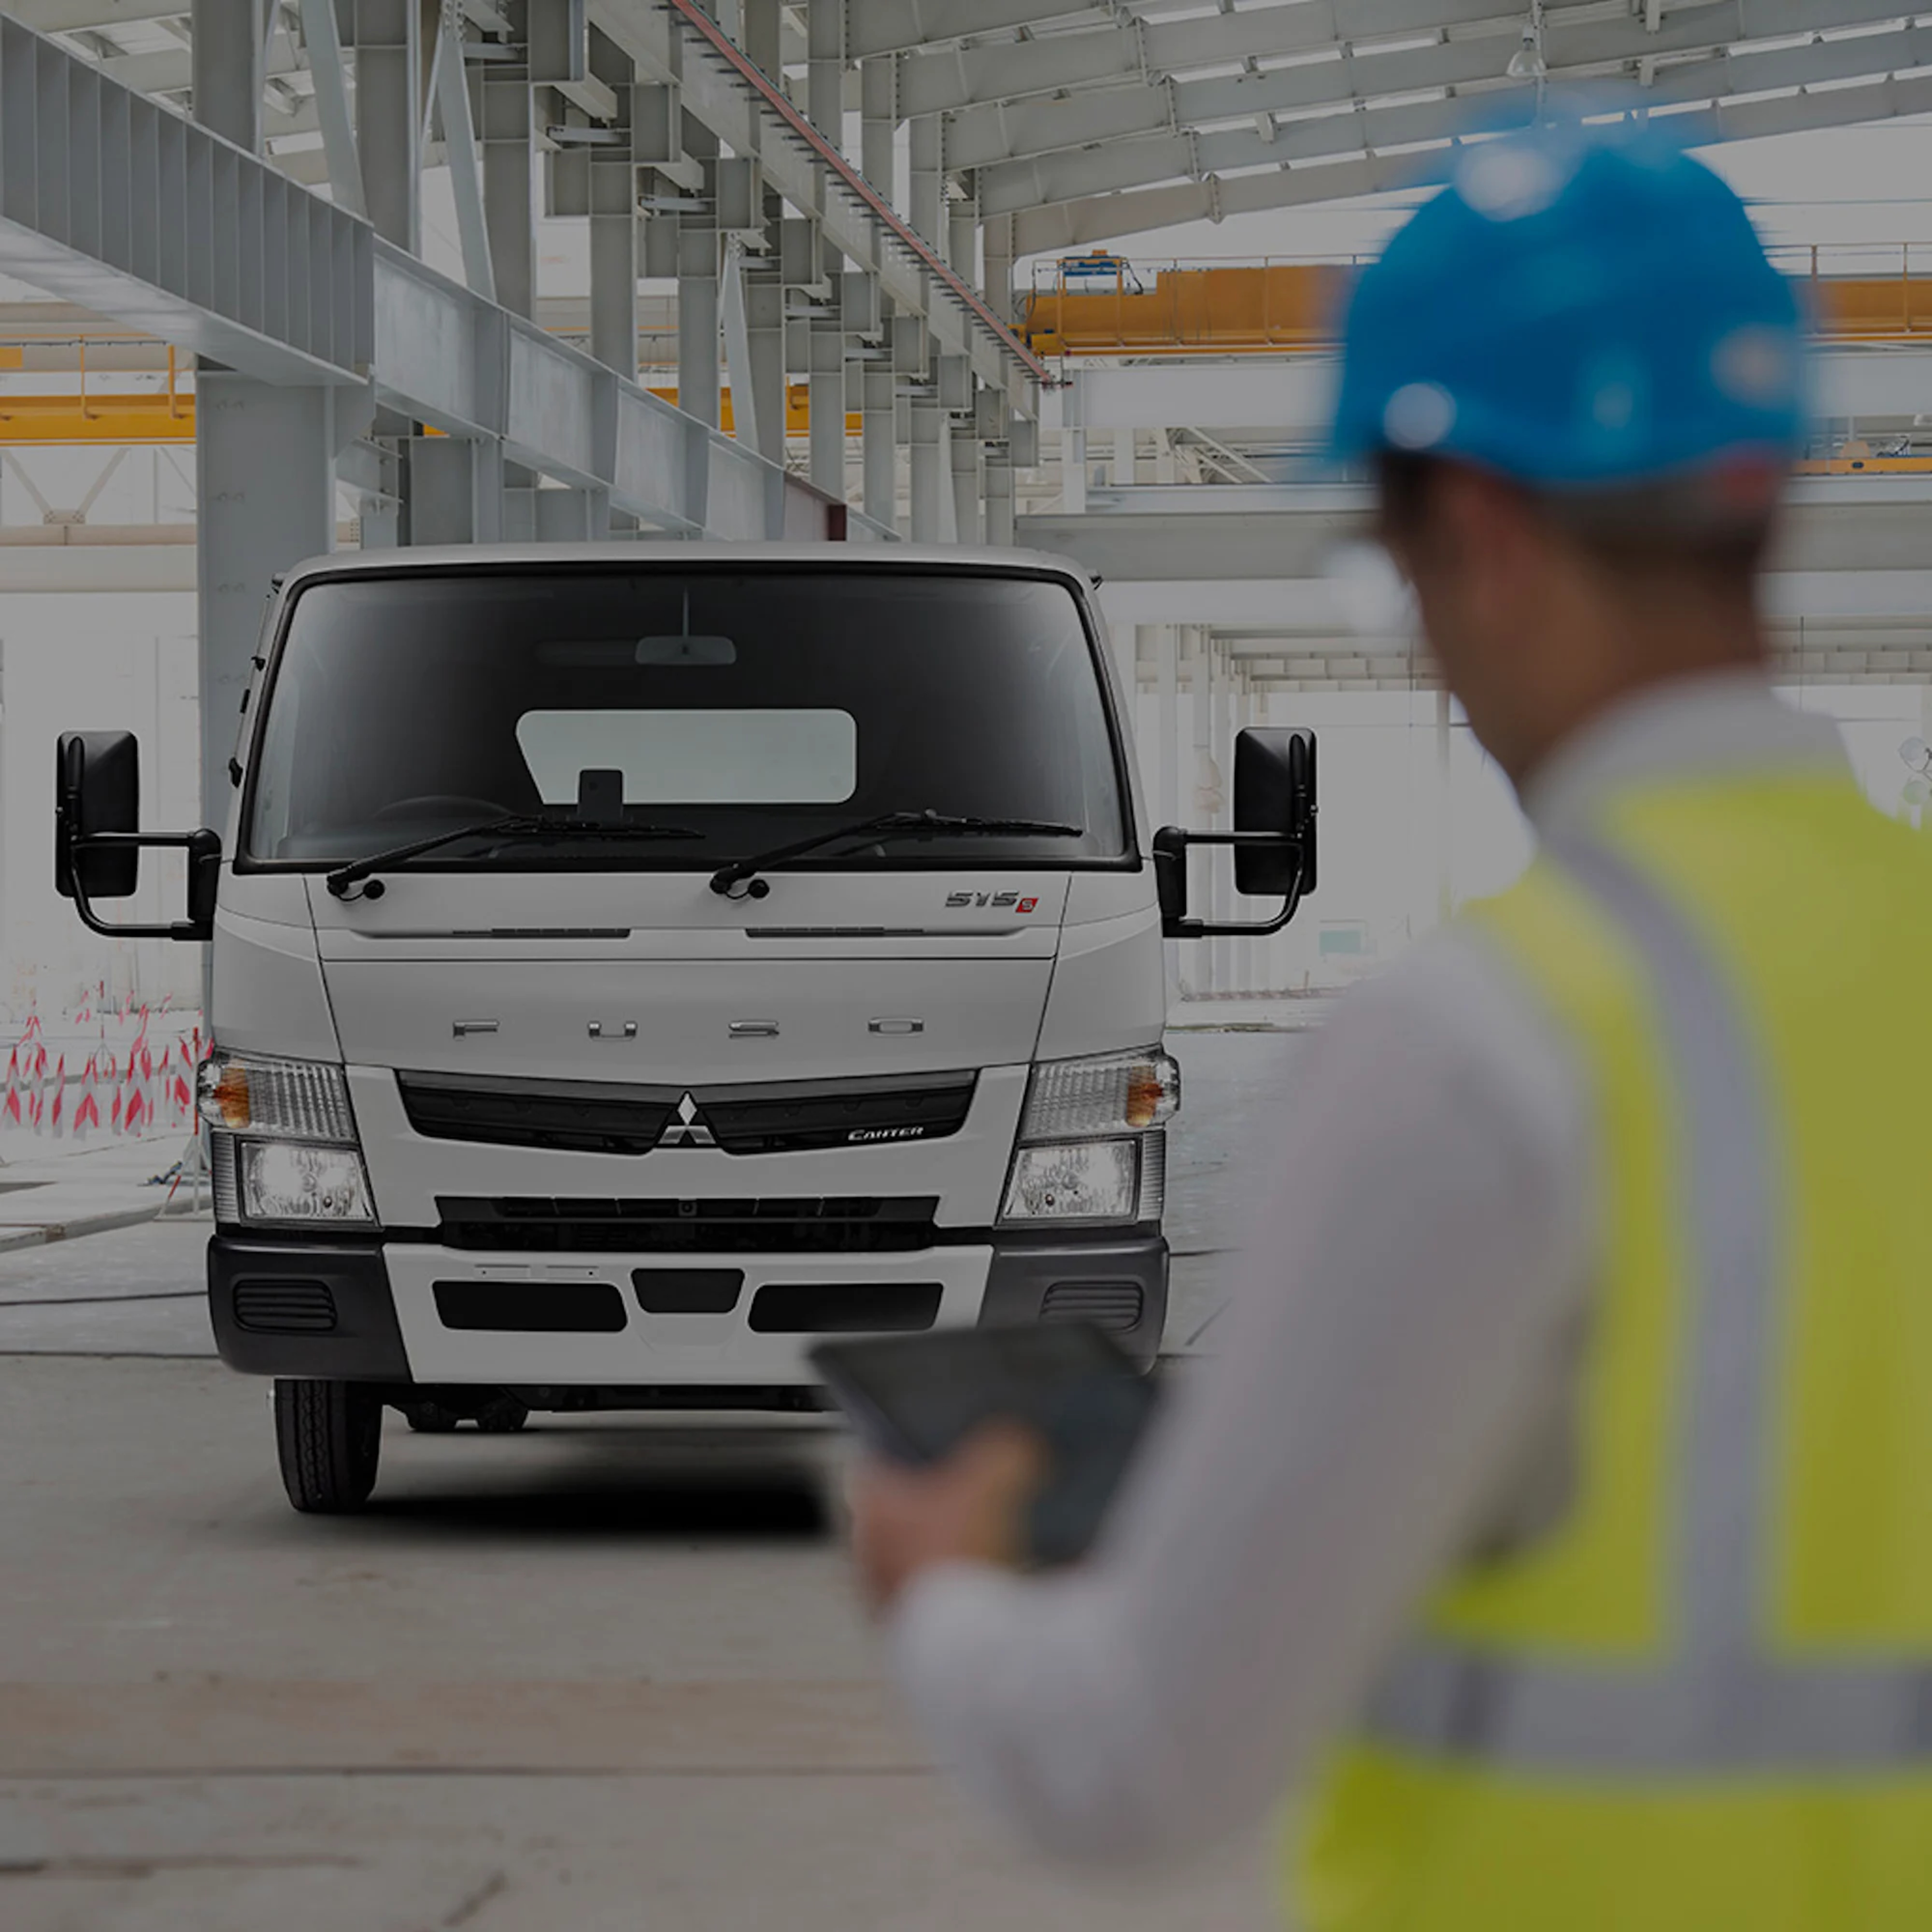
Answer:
xmin=742 ymin=0 xmax=781 ymax=77
xmin=354 ymin=0 xmax=423 ymax=251
xmin=1184 ymin=627 xmax=1211 ymax=997
xmin=479 ymin=12 xmax=536 ymax=316
xmin=502 ymin=460 xmax=539 ymax=540
xmin=808 ymin=300 xmax=846 ymax=500
xmin=860 ymin=55 xmax=897 ymax=205
xmin=948 ymin=173 xmax=978 ymax=284
xmin=720 ymin=238 xmax=762 ymax=456
xmin=436 ymin=1 xmax=496 ymax=299
xmin=862 ymin=364 xmax=896 ymax=530
xmin=677 ymin=225 xmax=720 ymax=429
xmin=196 ymin=377 xmax=336 ymax=827
xmin=909 ymin=114 xmax=942 ymax=250
xmin=535 ymin=484 xmax=612 ymax=540
xmin=982 ymin=211 xmax=1014 ymax=324
xmin=807 ymin=0 xmax=844 ymax=146
xmin=1156 ymin=623 xmax=1179 ymax=996
xmin=983 ymin=442 xmax=1013 ymax=547
xmin=744 ymin=248 xmax=786 ymax=466
xmin=909 ymin=388 xmax=943 ymax=542
xmin=949 ymin=409 xmax=982 ymax=545
xmin=193 ymin=0 xmax=266 ymax=151
xmin=408 ymin=432 xmax=505 ymax=543
xmin=587 ymin=37 xmax=637 ymax=377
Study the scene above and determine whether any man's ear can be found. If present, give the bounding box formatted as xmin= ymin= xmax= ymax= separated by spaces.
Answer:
xmin=1427 ymin=465 xmax=1544 ymax=612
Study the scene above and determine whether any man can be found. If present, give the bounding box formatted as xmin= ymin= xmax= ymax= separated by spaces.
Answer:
xmin=844 ymin=120 xmax=1932 ymax=1929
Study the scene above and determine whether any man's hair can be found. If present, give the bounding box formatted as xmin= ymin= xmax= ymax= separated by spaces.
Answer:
xmin=1376 ymin=451 xmax=1779 ymax=579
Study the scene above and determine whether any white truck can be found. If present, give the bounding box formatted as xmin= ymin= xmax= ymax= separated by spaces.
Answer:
xmin=54 ymin=545 xmax=1316 ymax=1512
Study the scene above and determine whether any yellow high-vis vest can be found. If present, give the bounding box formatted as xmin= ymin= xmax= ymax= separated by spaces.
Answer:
xmin=1295 ymin=766 xmax=1932 ymax=1931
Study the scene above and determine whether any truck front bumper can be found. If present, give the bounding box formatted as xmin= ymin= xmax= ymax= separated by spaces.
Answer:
xmin=208 ymin=1228 xmax=1167 ymax=1385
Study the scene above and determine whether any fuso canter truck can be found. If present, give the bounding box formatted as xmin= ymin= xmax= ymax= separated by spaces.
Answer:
xmin=54 ymin=546 xmax=1316 ymax=1513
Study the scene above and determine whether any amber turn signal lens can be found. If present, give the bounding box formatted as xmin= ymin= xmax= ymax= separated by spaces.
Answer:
xmin=1125 ymin=1066 xmax=1164 ymax=1130
xmin=206 ymin=1063 xmax=251 ymax=1129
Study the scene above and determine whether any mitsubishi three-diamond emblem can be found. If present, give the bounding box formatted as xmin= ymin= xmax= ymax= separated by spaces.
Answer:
xmin=657 ymin=1092 xmax=716 ymax=1149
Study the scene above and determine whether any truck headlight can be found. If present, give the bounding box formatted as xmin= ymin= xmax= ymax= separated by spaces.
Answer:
xmin=200 ymin=1053 xmax=374 ymax=1227
xmin=238 ymin=1141 xmax=373 ymax=1224
xmin=1001 ymin=1049 xmax=1176 ymax=1226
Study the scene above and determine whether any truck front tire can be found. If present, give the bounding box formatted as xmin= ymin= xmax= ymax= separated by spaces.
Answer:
xmin=273 ymin=1379 xmax=383 ymax=1513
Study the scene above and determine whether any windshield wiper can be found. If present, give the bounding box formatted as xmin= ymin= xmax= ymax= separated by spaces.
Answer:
xmin=326 ymin=815 xmax=701 ymax=900
xmin=708 ymin=809 xmax=1083 ymax=900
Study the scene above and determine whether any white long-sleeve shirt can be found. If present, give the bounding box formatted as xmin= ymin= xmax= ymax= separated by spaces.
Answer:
xmin=888 ymin=673 xmax=1850 ymax=1870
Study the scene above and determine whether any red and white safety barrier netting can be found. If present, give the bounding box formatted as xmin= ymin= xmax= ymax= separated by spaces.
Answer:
xmin=0 ymin=988 xmax=205 ymax=1150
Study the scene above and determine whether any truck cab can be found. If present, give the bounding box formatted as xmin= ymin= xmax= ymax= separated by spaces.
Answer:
xmin=54 ymin=544 xmax=1315 ymax=1512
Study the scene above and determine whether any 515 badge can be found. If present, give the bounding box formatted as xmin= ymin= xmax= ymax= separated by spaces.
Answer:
xmin=945 ymin=891 xmax=1039 ymax=912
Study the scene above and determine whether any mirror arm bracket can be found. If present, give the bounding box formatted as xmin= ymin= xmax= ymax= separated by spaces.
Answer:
xmin=64 ymin=828 xmax=222 ymax=942
xmin=1153 ymin=827 xmax=1309 ymax=940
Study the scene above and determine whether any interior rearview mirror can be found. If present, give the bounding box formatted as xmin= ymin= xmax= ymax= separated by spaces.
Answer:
xmin=1234 ymin=727 xmax=1317 ymax=897
xmin=55 ymin=730 xmax=141 ymax=900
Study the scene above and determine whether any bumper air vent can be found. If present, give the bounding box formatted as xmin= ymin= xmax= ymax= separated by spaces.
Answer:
xmin=433 ymin=1279 xmax=628 ymax=1333
xmin=701 ymin=1072 xmax=977 ymax=1154
xmin=747 ymin=1281 xmax=943 ymax=1334
xmin=232 ymin=1278 xmax=339 ymax=1334
xmin=1040 ymin=1282 xmax=1146 ymax=1332
xmin=398 ymin=1071 xmax=679 ymax=1156
xmin=436 ymin=1195 xmax=943 ymax=1255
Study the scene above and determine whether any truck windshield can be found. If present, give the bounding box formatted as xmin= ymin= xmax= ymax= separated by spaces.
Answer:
xmin=244 ymin=567 xmax=1132 ymax=869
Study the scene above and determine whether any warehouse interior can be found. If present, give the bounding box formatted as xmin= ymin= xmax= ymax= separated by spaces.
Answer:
xmin=4 ymin=2 xmax=1932 ymax=1924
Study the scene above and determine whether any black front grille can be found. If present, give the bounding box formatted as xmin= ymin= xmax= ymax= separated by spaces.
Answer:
xmin=700 ymin=1072 xmax=978 ymax=1155
xmin=232 ymin=1278 xmax=339 ymax=1333
xmin=436 ymin=1195 xmax=943 ymax=1254
xmin=398 ymin=1071 xmax=678 ymax=1156
xmin=1040 ymin=1282 xmax=1146 ymax=1332
xmin=398 ymin=1068 xmax=976 ymax=1159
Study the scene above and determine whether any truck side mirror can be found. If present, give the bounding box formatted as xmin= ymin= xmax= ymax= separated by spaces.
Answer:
xmin=1153 ymin=726 xmax=1317 ymax=941
xmin=53 ymin=729 xmax=222 ymax=943
xmin=55 ymin=731 xmax=141 ymax=900
xmin=1234 ymin=727 xmax=1317 ymax=897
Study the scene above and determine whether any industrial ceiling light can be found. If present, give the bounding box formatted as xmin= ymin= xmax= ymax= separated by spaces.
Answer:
xmin=1506 ymin=2 xmax=1549 ymax=81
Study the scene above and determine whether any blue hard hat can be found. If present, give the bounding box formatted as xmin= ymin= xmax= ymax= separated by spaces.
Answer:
xmin=1329 ymin=118 xmax=1808 ymax=488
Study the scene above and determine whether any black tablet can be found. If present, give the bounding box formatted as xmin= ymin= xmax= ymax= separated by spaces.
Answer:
xmin=811 ymin=1323 xmax=1159 ymax=1567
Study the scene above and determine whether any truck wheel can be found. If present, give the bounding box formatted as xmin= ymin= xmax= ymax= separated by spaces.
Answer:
xmin=274 ymin=1379 xmax=383 ymax=1513
xmin=474 ymin=1394 xmax=529 ymax=1433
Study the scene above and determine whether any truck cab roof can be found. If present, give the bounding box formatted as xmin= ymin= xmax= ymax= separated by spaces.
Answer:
xmin=273 ymin=541 xmax=1098 ymax=594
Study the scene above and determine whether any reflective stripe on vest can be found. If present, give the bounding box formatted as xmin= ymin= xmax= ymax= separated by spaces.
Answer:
xmin=1363 ymin=835 xmax=1932 ymax=1775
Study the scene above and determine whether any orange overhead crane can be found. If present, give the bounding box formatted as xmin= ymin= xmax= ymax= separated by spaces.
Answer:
xmin=0 ymin=374 xmax=858 ymax=445
xmin=1019 ymin=248 xmax=1932 ymax=357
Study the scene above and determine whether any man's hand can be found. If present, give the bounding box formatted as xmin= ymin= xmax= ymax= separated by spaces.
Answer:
xmin=846 ymin=1421 xmax=1049 ymax=1617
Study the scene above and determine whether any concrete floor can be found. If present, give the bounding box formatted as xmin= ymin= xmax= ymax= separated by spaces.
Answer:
xmin=0 ymin=1031 xmax=1300 ymax=1929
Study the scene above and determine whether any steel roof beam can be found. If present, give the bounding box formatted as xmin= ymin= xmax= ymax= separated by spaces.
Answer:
xmin=902 ymin=0 xmax=1916 ymax=120
xmin=994 ymin=25 xmax=1932 ymax=224
xmin=948 ymin=5 xmax=1930 ymax=173
xmin=1013 ymin=63 xmax=1932 ymax=249
xmin=4 ymin=0 xmax=189 ymax=29
xmin=844 ymin=0 xmax=1108 ymax=63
